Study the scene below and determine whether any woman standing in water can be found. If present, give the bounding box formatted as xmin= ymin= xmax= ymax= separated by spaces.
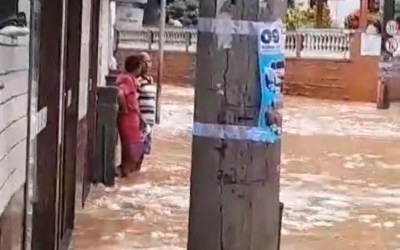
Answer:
xmin=116 ymin=55 xmax=145 ymax=177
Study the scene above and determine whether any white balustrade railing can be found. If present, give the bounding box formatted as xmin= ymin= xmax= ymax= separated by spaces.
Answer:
xmin=285 ymin=30 xmax=297 ymax=58
xmin=119 ymin=27 xmax=197 ymax=52
xmin=118 ymin=27 xmax=352 ymax=59
xmin=298 ymin=29 xmax=352 ymax=59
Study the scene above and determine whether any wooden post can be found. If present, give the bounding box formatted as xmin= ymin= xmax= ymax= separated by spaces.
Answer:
xmin=94 ymin=86 xmax=119 ymax=186
xmin=188 ymin=0 xmax=286 ymax=250
xmin=148 ymin=30 xmax=153 ymax=50
xmin=185 ymin=31 xmax=190 ymax=52
xmin=315 ymin=0 xmax=324 ymax=28
xmin=377 ymin=80 xmax=390 ymax=109
xmin=382 ymin=0 xmax=394 ymax=25
xmin=359 ymin=0 xmax=369 ymax=30
xmin=295 ymin=32 xmax=302 ymax=58
xmin=32 ymin=0 xmax=65 ymax=247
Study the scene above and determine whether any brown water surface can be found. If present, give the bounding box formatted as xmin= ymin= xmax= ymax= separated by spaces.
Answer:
xmin=71 ymin=86 xmax=400 ymax=250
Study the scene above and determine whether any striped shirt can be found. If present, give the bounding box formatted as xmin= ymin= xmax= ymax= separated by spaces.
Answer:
xmin=138 ymin=76 xmax=157 ymax=126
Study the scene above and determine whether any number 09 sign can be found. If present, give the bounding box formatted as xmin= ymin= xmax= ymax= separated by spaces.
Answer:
xmin=257 ymin=21 xmax=285 ymax=141
xmin=260 ymin=28 xmax=280 ymax=44
xmin=259 ymin=26 xmax=284 ymax=53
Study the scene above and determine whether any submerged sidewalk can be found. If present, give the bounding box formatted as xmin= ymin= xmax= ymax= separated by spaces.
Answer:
xmin=70 ymin=86 xmax=400 ymax=250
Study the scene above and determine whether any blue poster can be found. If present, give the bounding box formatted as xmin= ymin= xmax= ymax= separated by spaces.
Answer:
xmin=257 ymin=21 xmax=284 ymax=138
xmin=192 ymin=21 xmax=284 ymax=144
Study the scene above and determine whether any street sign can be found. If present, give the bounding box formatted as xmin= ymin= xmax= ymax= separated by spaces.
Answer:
xmin=385 ymin=37 xmax=399 ymax=54
xmin=385 ymin=20 xmax=398 ymax=36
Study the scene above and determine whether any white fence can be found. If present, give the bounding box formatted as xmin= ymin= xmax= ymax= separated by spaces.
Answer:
xmin=285 ymin=29 xmax=352 ymax=59
xmin=118 ymin=27 xmax=353 ymax=60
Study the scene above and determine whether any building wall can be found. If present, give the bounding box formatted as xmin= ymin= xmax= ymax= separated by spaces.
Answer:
xmin=284 ymin=57 xmax=378 ymax=102
xmin=286 ymin=32 xmax=378 ymax=102
xmin=98 ymin=0 xmax=112 ymax=87
xmin=116 ymin=34 xmax=378 ymax=102
xmin=75 ymin=0 xmax=113 ymax=208
xmin=75 ymin=0 xmax=92 ymax=209
xmin=0 ymin=0 xmax=30 ymax=248
xmin=388 ymin=78 xmax=400 ymax=102
xmin=116 ymin=49 xmax=196 ymax=86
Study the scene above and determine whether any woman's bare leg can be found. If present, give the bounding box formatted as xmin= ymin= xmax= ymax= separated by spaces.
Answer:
xmin=120 ymin=163 xmax=130 ymax=178
xmin=132 ymin=155 xmax=144 ymax=172
xmin=120 ymin=144 xmax=132 ymax=178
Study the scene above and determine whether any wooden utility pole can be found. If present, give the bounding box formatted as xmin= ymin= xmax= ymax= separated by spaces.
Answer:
xmin=188 ymin=0 xmax=286 ymax=250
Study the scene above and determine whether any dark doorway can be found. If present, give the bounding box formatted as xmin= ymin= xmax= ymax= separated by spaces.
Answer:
xmin=31 ymin=0 xmax=82 ymax=248
xmin=57 ymin=0 xmax=83 ymax=247
xmin=31 ymin=0 xmax=66 ymax=247
xmin=82 ymin=0 xmax=100 ymax=204
xmin=0 ymin=0 xmax=18 ymax=22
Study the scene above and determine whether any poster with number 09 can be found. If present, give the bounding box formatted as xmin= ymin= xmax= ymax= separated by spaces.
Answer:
xmin=257 ymin=21 xmax=285 ymax=136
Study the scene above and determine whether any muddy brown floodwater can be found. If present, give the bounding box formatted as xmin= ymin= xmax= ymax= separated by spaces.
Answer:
xmin=70 ymin=85 xmax=400 ymax=250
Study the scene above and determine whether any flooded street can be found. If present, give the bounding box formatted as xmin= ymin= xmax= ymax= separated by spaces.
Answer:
xmin=71 ymin=85 xmax=400 ymax=250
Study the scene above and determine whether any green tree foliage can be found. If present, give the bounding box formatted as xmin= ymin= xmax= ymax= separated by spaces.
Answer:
xmin=285 ymin=8 xmax=309 ymax=30
xmin=166 ymin=0 xmax=199 ymax=27
xmin=165 ymin=1 xmax=334 ymax=30
xmin=285 ymin=5 xmax=332 ymax=30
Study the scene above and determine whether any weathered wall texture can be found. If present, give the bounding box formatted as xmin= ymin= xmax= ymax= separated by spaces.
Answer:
xmin=0 ymin=1 xmax=30 ymax=248
xmin=117 ymin=34 xmax=380 ymax=102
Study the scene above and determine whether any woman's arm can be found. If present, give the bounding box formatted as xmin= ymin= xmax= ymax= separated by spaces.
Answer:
xmin=117 ymin=88 xmax=128 ymax=114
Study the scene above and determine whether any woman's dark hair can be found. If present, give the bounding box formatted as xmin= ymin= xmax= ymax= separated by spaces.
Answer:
xmin=124 ymin=55 xmax=142 ymax=73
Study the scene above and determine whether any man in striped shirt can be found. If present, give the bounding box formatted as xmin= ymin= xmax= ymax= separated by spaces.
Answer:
xmin=138 ymin=52 xmax=157 ymax=156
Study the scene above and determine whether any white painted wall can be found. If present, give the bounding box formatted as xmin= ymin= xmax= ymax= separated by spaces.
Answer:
xmin=110 ymin=1 xmax=116 ymax=59
xmin=78 ymin=0 xmax=112 ymax=118
xmin=294 ymin=0 xmax=360 ymax=28
xmin=0 ymin=0 xmax=30 ymax=215
xmin=78 ymin=0 xmax=92 ymax=119
xmin=98 ymin=0 xmax=113 ymax=87
xmin=328 ymin=0 xmax=359 ymax=28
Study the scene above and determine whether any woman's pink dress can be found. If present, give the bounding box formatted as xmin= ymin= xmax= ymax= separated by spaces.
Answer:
xmin=116 ymin=74 xmax=143 ymax=148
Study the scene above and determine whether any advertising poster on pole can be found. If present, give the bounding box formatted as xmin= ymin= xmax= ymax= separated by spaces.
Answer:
xmin=257 ymin=21 xmax=284 ymax=139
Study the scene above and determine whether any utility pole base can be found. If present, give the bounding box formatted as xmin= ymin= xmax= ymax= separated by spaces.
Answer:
xmin=188 ymin=1 xmax=286 ymax=249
